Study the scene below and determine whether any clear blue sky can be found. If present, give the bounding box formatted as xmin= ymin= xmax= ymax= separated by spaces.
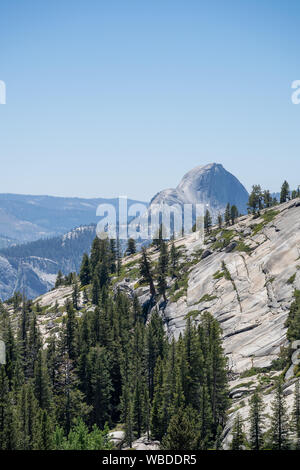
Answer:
xmin=0 ymin=0 xmax=300 ymax=200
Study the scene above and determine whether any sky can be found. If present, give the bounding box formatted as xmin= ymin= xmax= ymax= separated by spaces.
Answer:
xmin=0 ymin=0 xmax=300 ymax=201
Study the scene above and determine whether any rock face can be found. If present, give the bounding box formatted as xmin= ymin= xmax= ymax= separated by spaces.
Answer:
xmin=11 ymin=198 xmax=299 ymax=449
xmin=163 ymin=200 xmax=300 ymax=374
xmin=149 ymin=163 xmax=249 ymax=218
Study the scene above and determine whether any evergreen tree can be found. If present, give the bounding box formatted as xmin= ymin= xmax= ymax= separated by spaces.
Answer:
xmin=292 ymin=379 xmax=300 ymax=449
xmin=126 ymin=238 xmax=136 ymax=256
xmin=161 ymin=407 xmax=198 ymax=450
xmin=72 ymin=280 xmax=80 ymax=310
xmin=224 ymin=203 xmax=231 ymax=226
xmin=79 ymin=253 xmax=91 ymax=286
xmin=204 ymin=209 xmax=212 ymax=234
xmin=169 ymin=241 xmax=179 ymax=278
xmin=139 ymin=247 xmax=156 ymax=297
xmin=230 ymin=205 xmax=238 ymax=225
xmin=116 ymin=236 xmax=122 ymax=276
xmin=55 ymin=270 xmax=64 ymax=288
xmin=269 ymin=379 xmax=290 ymax=450
xmin=217 ymin=213 xmax=222 ymax=229
xmin=248 ymin=185 xmax=263 ymax=214
xmin=157 ymin=241 xmax=169 ymax=301
xmin=248 ymin=388 xmax=264 ymax=450
xmin=65 ymin=300 xmax=78 ymax=361
xmin=230 ymin=413 xmax=246 ymax=450
xmin=280 ymin=180 xmax=290 ymax=203
xmin=263 ymin=190 xmax=272 ymax=208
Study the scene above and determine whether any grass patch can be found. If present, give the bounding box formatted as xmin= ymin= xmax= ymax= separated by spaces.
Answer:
xmin=213 ymin=270 xmax=225 ymax=280
xmin=170 ymin=289 xmax=186 ymax=303
xmin=211 ymin=229 xmax=236 ymax=251
xmin=287 ymin=273 xmax=296 ymax=285
xmin=199 ymin=294 xmax=217 ymax=303
xmin=234 ymin=241 xmax=252 ymax=254
xmin=185 ymin=310 xmax=200 ymax=319
xmin=252 ymin=210 xmax=280 ymax=235
xmin=221 ymin=261 xmax=232 ymax=281
xmin=262 ymin=209 xmax=279 ymax=223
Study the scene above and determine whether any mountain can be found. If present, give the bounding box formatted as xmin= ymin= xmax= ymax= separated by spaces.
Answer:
xmin=150 ymin=163 xmax=249 ymax=218
xmin=0 ymin=194 xmax=147 ymax=245
xmin=9 ymin=196 xmax=299 ymax=449
xmin=0 ymin=225 xmax=97 ymax=300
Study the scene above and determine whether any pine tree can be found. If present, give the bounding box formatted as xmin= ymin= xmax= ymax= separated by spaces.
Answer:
xmin=224 ymin=203 xmax=231 ymax=226
xmin=161 ymin=407 xmax=197 ymax=450
xmin=217 ymin=213 xmax=222 ymax=229
xmin=280 ymin=180 xmax=290 ymax=203
xmin=55 ymin=270 xmax=64 ymax=288
xmin=269 ymin=379 xmax=290 ymax=450
xmin=230 ymin=205 xmax=238 ymax=225
xmin=248 ymin=185 xmax=263 ymax=214
xmin=157 ymin=241 xmax=169 ymax=301
xmin=263 ymin=190 xmax=272 ymax=208
xmin=65 ymin=300 xmax=78 ymax=361
xmin=92 ymin=274 xmax=100 ymax=305
xmin=292 ymin=379 xmax=300 ymax=449
xmin=34 ymin=350 xmax=53 ymax=412
xmin=139 ymin=247 xmax=156 ymax=297
xmin=116 ymin=236 xmax=122 ymax=276
xmin=72 ymin=280 xmax=80 ymax=310
xmin=169 ymin=241 xmax=179 ymax=278
xmin=248 ymin=388 xmax=264 ymax=450
xmin=230 ymin=413 xmax=246 ymax=450
xmin=79 ymin=253 xmax=91 ymax=286
xmin=204 ymin=209 xmax=212 ymax=234
xmin=88 ymin=346 xmax=112 ymax=429
xmin=121 ymin=380 xmax=134 ymax=447
xmin=126 ymin=238 xmax=136 ymax=256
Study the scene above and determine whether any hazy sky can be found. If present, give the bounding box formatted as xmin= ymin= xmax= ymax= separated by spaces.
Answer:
xmin=0 ymin=0 xmax=300 ymax=201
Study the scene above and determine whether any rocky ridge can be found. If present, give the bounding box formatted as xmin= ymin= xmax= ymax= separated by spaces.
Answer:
xmin=6 ymin=198 xmax=300 ymax=448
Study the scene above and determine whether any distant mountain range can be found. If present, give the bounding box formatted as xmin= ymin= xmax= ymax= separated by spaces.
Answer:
xmin=0 ymin=163 xmax=251 ymax=299
xmin=0 ymin=194 xmax=147 ymax=245
xmin=0 ymin=225 xmax=97 ymax=300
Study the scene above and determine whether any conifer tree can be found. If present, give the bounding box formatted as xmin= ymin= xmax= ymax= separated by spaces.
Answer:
xmin=116 ymin=236 xmax=122 ymax=276
xmin=230 ymin=205 xmax=238 ymax=225
xmin=126 ymin=238 xmax=136 ymax=256
xmin=79 ymin=253 xmax=91 ymax=286
xmin=65 ymin=300 xmax=78 ymax=361
xmin=157 ymin=240 xmax=169 ymax=301
xmin=139 ymin=247 xmax=156 ymax=297
xmin=161 ymin=407 xmax=198 ymax=450
xmin=292 ymin=379 xmax=300 ymax=449
xmin=269 ymin=379 xmax=290 ymax=450
xmin=248 ymin=387 xmax=264 ymax=450
xmin=72 ymin=280 xmax=80 ymax=310
xmin=280 ymin=180 xmax=290 ymax=203
xmin=224 ymin=203 xmax=231 ymax=226
xmin=248 ymin=185 xmax=263 ymax=214
xmin=217 ymin=213 xmax=222 ymax=229
xmin=169 ymin=241 xmax=180 ymax=278
xmin=230 ymin=413 xmax=246 ymax=450
xmin=34 ymin=350 xmax=53 ymax=412
xmin=204 ymin=209 xmax=212 ymax=234
xmin=263 ymin=189 xmax=272 ymax=208
xmin=55 ymin=270 xmax=64 ymax=288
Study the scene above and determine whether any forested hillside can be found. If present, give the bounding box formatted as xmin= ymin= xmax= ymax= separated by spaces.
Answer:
xmin=1 ymin=181 xmax=300 ymax=450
